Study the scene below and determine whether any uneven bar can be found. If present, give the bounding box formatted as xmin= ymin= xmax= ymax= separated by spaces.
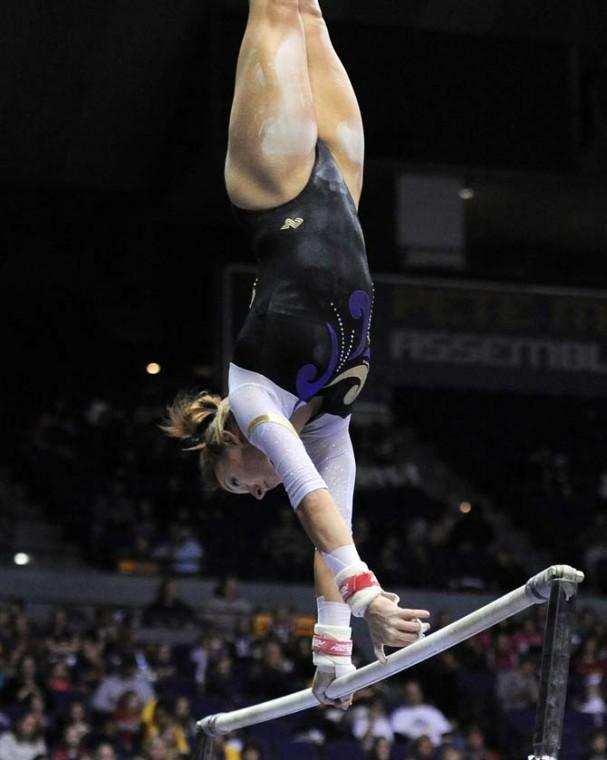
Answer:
xmin=198 ymin=565 xmax=583 ymax=737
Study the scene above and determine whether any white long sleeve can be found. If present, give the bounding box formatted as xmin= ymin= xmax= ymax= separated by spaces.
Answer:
xmin=228 ymin=364 xmax=328 ymax=508
xmin=300 ymin=414 xmax=355 ymax=530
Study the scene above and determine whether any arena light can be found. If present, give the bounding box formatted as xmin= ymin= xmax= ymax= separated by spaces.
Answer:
xmin=459 ymin=187 xmax=475 ymax=200
xmin=459 ymin=501 xmax=472 ymax=514
xmin=146 ymin=362 xmax=161 ymax=375
xmin=14 ymin=552 xmax=30 ymax=566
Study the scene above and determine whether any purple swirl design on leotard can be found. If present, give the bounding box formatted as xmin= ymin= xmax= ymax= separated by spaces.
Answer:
xmin=295 ymin=289 xmax=372 ymax=401
xmin=296 ymin=322 xmax=339 ymax=401
xmin=349 ymin=290 xmax=372 ymax=361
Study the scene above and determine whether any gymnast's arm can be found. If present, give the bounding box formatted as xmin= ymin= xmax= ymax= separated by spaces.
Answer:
xmin=229 ymin=383 xmax=431 ymax=653
xmin=228 ymin=382 xmax=355 ymax=550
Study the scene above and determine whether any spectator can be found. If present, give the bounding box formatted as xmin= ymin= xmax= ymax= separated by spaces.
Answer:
xmin=511 ymin=617 xmax=543 ymax=660
xmin=64 ymin=701 xmax=91 ymax=743
xmin=75 ymin=631 xmax=105 ymax=690
xmin=390 ymin=681 xmax=451 ymax=747
xmin=578 ymin=608 xmax=601 ymax=641
xmin=86 ymin=717 xmax=119 ymax=755
xmin=45 ymin=608 xmax=79 ymax=664
xmin=204 ymin=576 xmax=252 ymax=636
xmin=172 ymin=526 xmax=204 ymax=576
xmin=190 ymin=635 xmax=211 ymax=688
xmin=585 ymin=729 xmax=607 ymax=760
xmin=488 ymin=632 xmax=518 ymax=673
xmin=142 ymin=736 xmax=171 ymax=760
xmin=142 ymin=580 xmax=197 ymax=630
xmin=156 ymin=725 xmax=182 ymax=760
xmin=149 ymin=644 xmax=177 ymax=683
xmin=0 ymin=713 xmax=47 ymax=760
xmin=91 ymin=653 xmax=155 ymax=714
xmin=464 ymin=724 xmax=501 ymax=760
xmin=46 ymin=662 xmax=73 ymax=693
xmin=458 ymin=635 xmax=490 ymax=673
xmin=142 ymin=698 xmax=189 ymax=756
xmin=495 ymin=657 xmax=539 ymax=711
xmin=438 ymin=749 xmax=464 ymax=760
xmin=25 ymin=694 xmax=52 ymax=736
xmin=352 ymin=697 xmax=394 ymax=749
xmin=173 ymin=697 xmax=195 ymax=747
xmin=206 ymin=655 xmax=238 ymax=701
xmin=583 ymin=515 xmax=607 ymax=592
xmin=402 ymin=734 xmax=435 ymax=760
xmin=247 ymin=640 xmax=293 ymax=700
xmin=241 ymin=740 xmax=264 ymax=760
xmin=209 ymin=736 xmax=240 ymax=760
xmin=579 ymin=680 xmax=607 ymax=716
xmin=113 ymin=689 xmax=143 ymax=739
xmin=366 ymin=736 xmax=391 ymax=760
xmin=231 ymin=617 xmax=257 ymax=662
xmin=574 ymin=637 xmax=607 ymax=684
xmin=93 ymin=744 xmax=116 ymax=760
xmin=268 ymin=606 xmax=295 ymax=645
xmin=1 ymin=654 xmax=47 ymax=707
xmin=92 ymin=610 xmax=121 ymax=647
xmin=51 ymin=725 xmax=84 ymax=760
xmin=9 ymin=610 xmax=34 ymax=669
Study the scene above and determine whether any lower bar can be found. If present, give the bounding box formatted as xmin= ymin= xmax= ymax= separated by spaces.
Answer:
xmin=198 ymin=565 xmax=583 ymax=737
xmin=201 ymin=585 xmax=530 ymax=735
xmin=528 ymin=579 xmax=579 ymax=760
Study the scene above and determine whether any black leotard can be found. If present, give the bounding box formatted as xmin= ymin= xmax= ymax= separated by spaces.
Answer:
xmin=232 ymin=140 xmax=374 ymax=418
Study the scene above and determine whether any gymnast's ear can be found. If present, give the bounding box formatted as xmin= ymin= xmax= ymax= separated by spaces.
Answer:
xmin=222 ymin=430 xmax=244 ymax=447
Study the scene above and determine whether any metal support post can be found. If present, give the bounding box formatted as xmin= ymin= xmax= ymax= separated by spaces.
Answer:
xmin=528 ymin=578 xmax=579 ymax=760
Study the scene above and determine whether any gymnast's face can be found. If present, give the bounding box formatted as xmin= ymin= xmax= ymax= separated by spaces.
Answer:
xmin=215 ymin=430 xmax=281 ymax=500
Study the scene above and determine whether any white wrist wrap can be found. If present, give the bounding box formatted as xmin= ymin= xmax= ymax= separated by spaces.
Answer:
xmin=312 ymin=624 xmax=353 ymax=674
xmin=316 ymin=597 xmax=351 ymax=627
xmin=320 ymin=544 xmax=362 ymax=575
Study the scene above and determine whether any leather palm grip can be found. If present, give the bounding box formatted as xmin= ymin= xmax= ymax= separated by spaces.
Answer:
xmin=335 ymin=562 xmax=383 ymax=618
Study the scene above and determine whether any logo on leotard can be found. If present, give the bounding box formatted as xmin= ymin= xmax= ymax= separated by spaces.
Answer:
xmin=249 ymin=278 xmax=258 ymax=308
xmin=280 ymin=217 xmax=304 ymax=230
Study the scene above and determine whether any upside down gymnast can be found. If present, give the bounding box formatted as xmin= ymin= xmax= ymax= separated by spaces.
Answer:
xmin=164 ymin=0 xmax=431 ymax=709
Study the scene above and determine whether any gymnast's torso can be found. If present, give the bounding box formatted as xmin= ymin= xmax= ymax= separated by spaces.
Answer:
xmin=231 ymin=140 xmax=374 ymax=421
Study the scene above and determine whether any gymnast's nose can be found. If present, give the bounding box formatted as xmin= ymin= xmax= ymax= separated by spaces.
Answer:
xmin=252 ymin=484 xmax=267 ymax=500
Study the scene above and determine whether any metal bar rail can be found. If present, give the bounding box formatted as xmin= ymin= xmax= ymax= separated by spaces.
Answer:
xmin=197 ymin=565 xmax=583 ymax=751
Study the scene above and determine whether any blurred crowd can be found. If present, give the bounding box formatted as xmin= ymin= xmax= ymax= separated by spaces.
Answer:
xmin=0 ymin=580 xmax=606 ymax=760
xmin=396 ymin=389 xmax=607 ymax=594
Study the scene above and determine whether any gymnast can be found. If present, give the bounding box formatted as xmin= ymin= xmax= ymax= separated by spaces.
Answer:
xmin=164 ymin=0 xmax=430 ymax=709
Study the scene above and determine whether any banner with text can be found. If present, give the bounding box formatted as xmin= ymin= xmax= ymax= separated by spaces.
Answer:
xmin=371 ymin=277 xmax=607 ymax=396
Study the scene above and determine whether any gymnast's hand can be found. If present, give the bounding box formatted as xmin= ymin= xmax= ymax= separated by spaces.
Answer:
xmin=365 ymin=595 xmax=431 ymax=664
xmin=312 ymin=663 xmax=356 ymax=711
xmin=311 ymin=620 xmax=357 ymax=711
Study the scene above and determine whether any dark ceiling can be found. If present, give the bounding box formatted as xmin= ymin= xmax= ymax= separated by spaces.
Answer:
xmin=1 ymin=0 xmax=606 ymax=438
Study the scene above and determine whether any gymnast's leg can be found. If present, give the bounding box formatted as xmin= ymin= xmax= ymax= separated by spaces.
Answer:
xmin=302 ymin=0 xmax=364 ymax=606
xmin=225 ymin=0 xmax=318 ymax=211
xmin=299 ymin=0 xmax=365 ymax=207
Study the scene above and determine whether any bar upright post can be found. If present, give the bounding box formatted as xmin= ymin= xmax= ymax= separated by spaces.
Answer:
xmin=529 ymin=579 xmax=578 ymax=760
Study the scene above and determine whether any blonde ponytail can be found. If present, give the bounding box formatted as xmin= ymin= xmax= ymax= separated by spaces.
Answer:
xmin=161 ymin=391 xmax=232 ymax=488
